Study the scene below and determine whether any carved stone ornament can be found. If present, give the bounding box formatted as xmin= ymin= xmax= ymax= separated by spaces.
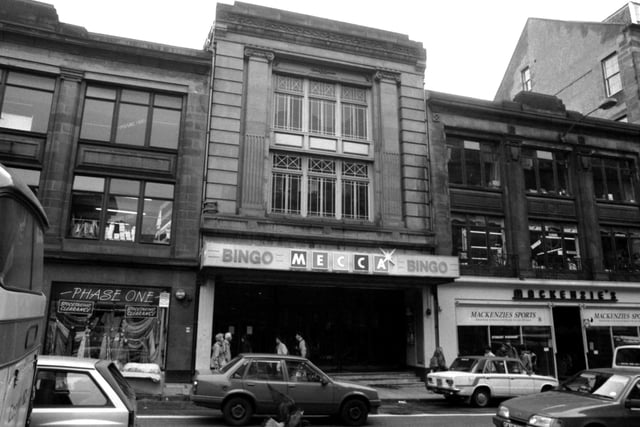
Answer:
xmin=244 ymin=47 xmax=275 ymax=62
xmin=374 ymin=70 xmax=401 ymax=84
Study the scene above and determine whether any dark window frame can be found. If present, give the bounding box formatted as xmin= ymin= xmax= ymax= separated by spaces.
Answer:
xmin=68 ymin=175 xmax=174 ymax=245
xmin=447 ymin=138 xmax=502 ymax=189
xmin=79 ymin=85 xmax=183 ymax=150
xmin=522 ymin=148 xmax=570 ymax=196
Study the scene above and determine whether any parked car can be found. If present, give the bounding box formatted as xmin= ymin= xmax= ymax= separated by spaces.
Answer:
xmin=493 ymin=368 xmax=640 ymax=427
xmin=425 ymin=355 xmax=558 ymax=407
xmin=30 ymin=355 xmax=138 ymax=427
xmin=191 ymin=353 xmax=380 ymax=426
xmin=613 ymin=345 xmax=640 ymax=369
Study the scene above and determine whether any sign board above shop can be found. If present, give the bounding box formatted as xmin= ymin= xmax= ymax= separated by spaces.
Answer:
xmin=456 ymin=305 xmax=551 ymax=326
xmin=583 ymin=307 xmax=640 ymax=327
xmin=202 ymin=242 xmax=459 ymax=278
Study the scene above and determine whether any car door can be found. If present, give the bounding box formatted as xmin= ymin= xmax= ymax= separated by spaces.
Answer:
xmin=482 ymin=359 xmax=510 ymax=397
xmin=284 ymin=360 xmax=334 ymax=415
xmin=243 ymin=359 xmax=288 ymax=414
xmin=621 ymin=378 xmax=640 ymax=426
xmin=30 ymin=367 xmax=129 ymax=427
xmin=505 ymin=359 xmax=534 ymax=396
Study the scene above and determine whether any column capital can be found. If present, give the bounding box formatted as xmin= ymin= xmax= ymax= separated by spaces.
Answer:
xmin=375 ymin=69 xmax=401 ymax=84
xmin=244 ymin=47 xmax=275 ymax=62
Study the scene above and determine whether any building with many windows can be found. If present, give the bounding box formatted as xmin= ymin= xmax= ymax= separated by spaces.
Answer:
xmin=495 ymin=2 xmax=640 ymax=123
xmin=428 ymin=89 xmax=640 ymax=379
xmin=195 ymin=1 xmax=458 ymax=373
xmin=0 ymin=0 xmax=210 ymax=382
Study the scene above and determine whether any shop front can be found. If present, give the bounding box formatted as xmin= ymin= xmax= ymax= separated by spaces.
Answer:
xmin=195 ymin=240 xmax=459 ymax=373
xmin=438 ymin=278 xmax=640 ymax=380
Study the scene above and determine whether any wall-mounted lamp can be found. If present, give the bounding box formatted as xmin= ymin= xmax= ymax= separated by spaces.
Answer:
xmin=560 ymin=97 xmax=618 ymax=142
xmin=175 ymin=288 xmax=191 ymax=302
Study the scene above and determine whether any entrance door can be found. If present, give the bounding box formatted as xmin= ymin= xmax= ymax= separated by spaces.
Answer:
xmin=552 ymin=306 xmax=586 ymax=380
xmin=213 ymin=282 xmax=406 ymax=371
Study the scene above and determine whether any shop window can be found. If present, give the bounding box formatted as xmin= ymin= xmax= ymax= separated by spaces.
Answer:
xmin=592 ymin=157 xmax=636 ymax=203
xmin=529 ymin=222 xmax=580 ymax=270
xmin=522 ymin=149 xmax=569 ymax=196
xmin=600 ymin=228 xmax=640 ymax=271
xmin=80 ymin=85 xmax=182 ymax=149
xmin=44 ymin=284 xmax=169 ymax=369
xmin=0 ymin=70 xmax=55 ymax=133
xmin=69 ymin=175 xmax=173 ymax=245
xmin=270 ymin=153 xmax=370 ymax=220
xmin=452 ymin=215 xmax=505 ymax=265
xmin=602 ymin=53 xmax=622 ymax=97
xmin=447 ymin=138 xmax=501 ymax=188
xmin=458 ymin=325 xmax=554 ymax=377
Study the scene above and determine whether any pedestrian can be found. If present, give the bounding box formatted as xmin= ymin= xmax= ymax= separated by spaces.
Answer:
xmin=223 ymin=332 xmax=233 ymax=363
xmin=484 ymin=347 xmax=495 ymax=357
xmin=429 ymin=347 xmax=447 ymax=372
xmin=276 ymin=336 xmax=289 ymax=355
xmin=210 ymin=333 xmax=225 ymax=371
xmin=496 ymin=343 xmax=509 ymax=357
xmin=240 ymin=334 xmax=253 ymax=354
xmin=295 ymin=333 xmax=308 ymax=358
xmin=521 ymin=349 xmax=533 ymax=373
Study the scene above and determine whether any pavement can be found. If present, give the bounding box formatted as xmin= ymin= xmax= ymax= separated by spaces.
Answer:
xmin=137 ymin=383 xmax=445 ymax=415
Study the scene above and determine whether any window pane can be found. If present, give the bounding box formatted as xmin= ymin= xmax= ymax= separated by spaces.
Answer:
xmin=121 ymin=89 xmax=149 ymax=104
xmin=110 ymin=179 xmax=140 ymax=196
xmin=104 ymin=195 xmax=138 ymax=242
xmin=86 ymin=86 xmax=116 ymax=100
xmin=145 ymin=182 xmax=174 ymax=198
xmin=308 ymin=176 xmax=335 ymax=217
xmin=69 ymin=193 xmax=102 ymax=239
xmin=80 ymin=99 xmax=114 ymax=141
xmin=272 ymin=173 xmax=301 ymax=214
xmin=465 ymin=145 xmax=481 ymax=186
xmin=448 ymin=145 xmax=463 ymax=185
xmin=342 ymin=180 xmax=368 ymax=220
xmin=116 ymin=103 xmax=147 ymax=145
xmin=154 ymin=94 xmax=182 ymax=109
xmin=141 ymin=198 xmax=172 ymax=244
xmin=593 ymin=159 xmax=606 ymax=199
xmin=150 ymin=108 xmax=180 ymax=149
xmin=7 ymin=72 xmax=55 ymax=90
xmin=342 ymin=104 xmax=367 ymax=139
xmin=34 ymin=370 xmax=108 ymax=407
xmin=0 ymin=86 xmax=53 ymax=132
xmin=539 ymin=157 xmax=554 ymax=193
xmin=309 ymin=99 xmax=335 ymax=135
xmin=0 ymin=198 xmax=35 ymax=290
xmin=73 ymin=176 xmax=105 ymax=192
xmin=605 ymin=160 xmax=622 ymax=201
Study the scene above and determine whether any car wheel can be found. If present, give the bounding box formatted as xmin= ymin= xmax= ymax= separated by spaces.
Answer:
xmin=471 ymin=388 xmax=490 ymax=407
xmin=541 ymin=385 xmax=554 ymax=392
xmin=340 ymin=398 xmax=368 ymax=426
xmin=223 ymin=396 xmax=253 ymax=426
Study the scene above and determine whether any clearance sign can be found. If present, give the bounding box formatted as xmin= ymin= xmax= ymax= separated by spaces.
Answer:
xmin=202 ymin=242 xmax=459 ymax=278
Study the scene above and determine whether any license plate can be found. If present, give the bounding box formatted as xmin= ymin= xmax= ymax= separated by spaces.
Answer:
xmin=503 ymin=422 xmax=519 ymax=427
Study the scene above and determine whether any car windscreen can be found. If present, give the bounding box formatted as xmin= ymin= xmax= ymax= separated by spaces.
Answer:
xmin=449 ymin=357 xmax=481 ymax=372
xmin=561 ymin=371 xmax=630 ymax=399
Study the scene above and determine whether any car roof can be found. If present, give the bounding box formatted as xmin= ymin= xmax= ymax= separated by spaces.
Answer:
xmin=580 ymin=367 xmax=640 ymax=376
xmin=37 ymin=355 xmax=101 ymax=369
xmin=239 ymin=353 xmax=307 ymax=361
xmin=456 ymin=355 xmax=521 ymax=361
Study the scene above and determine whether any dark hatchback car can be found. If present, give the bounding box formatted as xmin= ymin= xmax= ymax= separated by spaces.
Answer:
xmin=493 ymin=368 xmax=640 ymax=427
xmin=191 ymin=353 xmax=380 ymax=426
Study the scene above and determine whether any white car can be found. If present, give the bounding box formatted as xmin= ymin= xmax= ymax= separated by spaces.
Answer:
xmin=30 ymin=355 xmax=138 ymax=427
xmin=425 ymin=355 xmax=558 ymax=407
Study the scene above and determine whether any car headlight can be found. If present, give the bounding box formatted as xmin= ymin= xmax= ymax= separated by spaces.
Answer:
xmin=497 ymin=405 xmax=509 ymax=419
xmin=528 ymin=414 xmax=560 ymax=427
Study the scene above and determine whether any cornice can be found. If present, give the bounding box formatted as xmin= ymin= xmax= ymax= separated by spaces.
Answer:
xmin=216 ymin=10 xmax=425 ymax=70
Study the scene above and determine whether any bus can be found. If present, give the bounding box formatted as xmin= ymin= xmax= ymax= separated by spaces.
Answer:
xmin=0 ymin=164 xmax=48 ymax=427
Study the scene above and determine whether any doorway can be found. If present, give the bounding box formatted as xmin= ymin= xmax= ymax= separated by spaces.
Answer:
xmin=552 ymin=306 xmax=586 ymax=379
xmin=213 ymin=282 xmax=406 ymax=372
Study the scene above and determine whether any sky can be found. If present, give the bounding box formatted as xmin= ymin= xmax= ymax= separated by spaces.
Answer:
xmin=45 ymin=0 xmax=621 ymax=100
